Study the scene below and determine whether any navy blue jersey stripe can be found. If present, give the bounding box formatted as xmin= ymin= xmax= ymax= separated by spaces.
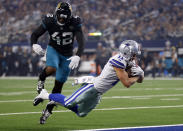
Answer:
xmin=109 ymin=61 xmax=124 ymax=69
xmin=112 ymin=59 xmax=125 ymax=68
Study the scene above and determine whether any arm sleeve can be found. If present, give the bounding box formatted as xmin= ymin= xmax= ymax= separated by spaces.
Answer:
xmin=75 ymin=28 xmax=85 ymax=57
xmin=30 ymin=24 xmax=47 ymax=46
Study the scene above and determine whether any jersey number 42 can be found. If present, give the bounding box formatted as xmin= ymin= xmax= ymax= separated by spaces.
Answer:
xmin=51 ymin=32 xmax=73 ymax=45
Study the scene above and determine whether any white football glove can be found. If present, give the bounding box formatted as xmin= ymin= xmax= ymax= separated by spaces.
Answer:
xmin=40 ymin=49 xmax=47 ymax=62
xmin=32 ymin=44 xmax=45 ymax=55
xmin=131 ymin=66 xmax=144 ymax=77
xmin=67 ymin=55 xmax=80 ymax=70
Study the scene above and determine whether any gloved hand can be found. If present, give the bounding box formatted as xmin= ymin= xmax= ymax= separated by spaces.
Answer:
xmin=67 ymin=55 xmax=80 ymax=70
xmin=32 ymin=44 xmax=45 ymax=55
xmin=131 ymin=65 xmax=144 ymax=77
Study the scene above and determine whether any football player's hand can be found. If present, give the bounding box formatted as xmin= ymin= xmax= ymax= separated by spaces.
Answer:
xmin=67 ymin=55 xmax=80 ymax=70
xmin=32 ymin=44 xmax=45 ymax=55
xmin=131 ymin=66 xmax=144 ymax=77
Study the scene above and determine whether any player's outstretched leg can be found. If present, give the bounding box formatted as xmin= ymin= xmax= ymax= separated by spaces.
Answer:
xmin=39 ymin=93 xmax=67 ymax=124
xmin=40 ymin=101 xmax=56 ymax=124
xmin=37 ymin=68 xmax=47 ymax=94
xmin=33 ymin=89 xmax=49 ymax=106
xmin=48 ymin=80 xmax=64 ymax=110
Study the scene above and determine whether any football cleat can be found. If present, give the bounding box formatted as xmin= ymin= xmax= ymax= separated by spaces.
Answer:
xmin=37 ymin=80 xmax=45 ymax=94
xmin=39 ymin=101 xmax=56 ymax=124
xmin=40 ymin=109 xmax=52 ymax=124
xmin=33 ymin=98 xmax=43 ymax=106
xmin=33 ymin=89 xmax=49 ymax=106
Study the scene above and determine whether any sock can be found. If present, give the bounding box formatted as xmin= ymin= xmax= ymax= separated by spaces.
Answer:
xmin=39 ymin=68 xmax=48 ymax=81
xmin=49 ymin=93 xmax=66 ymax=106
xmin=52 ymin=80 xmax=64 ymax=93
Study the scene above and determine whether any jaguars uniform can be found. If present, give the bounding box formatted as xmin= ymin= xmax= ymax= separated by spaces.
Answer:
xmin=31 ymin=14 xmax=84 ymax=83
xmin=41 ymin=14 xmax=83 ymax=56
xmin=32 ymin=2 xmax=86 ymax=124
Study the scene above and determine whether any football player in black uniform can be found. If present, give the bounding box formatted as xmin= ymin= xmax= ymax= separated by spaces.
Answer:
xmin=31 ymin=2 xmax=85 ymax=124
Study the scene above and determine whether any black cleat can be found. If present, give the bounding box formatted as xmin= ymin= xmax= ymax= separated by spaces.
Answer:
xmin=33 ymin=89 xmax=48 ymax=106
xmin=33 ymin=98 xmax=43 ymax=106
xmin=39 ymin=101 xmax=57 ymax=124
xmin=40 ymin=109 xmax=52 ymax=124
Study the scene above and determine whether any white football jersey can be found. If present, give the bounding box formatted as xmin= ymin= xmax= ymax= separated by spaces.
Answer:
xmin=93 ymin=53 xmax=128 ymax=93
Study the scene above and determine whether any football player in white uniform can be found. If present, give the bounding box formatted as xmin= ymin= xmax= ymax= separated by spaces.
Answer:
xmin=33 ymin=40 xmax=144 ymax=124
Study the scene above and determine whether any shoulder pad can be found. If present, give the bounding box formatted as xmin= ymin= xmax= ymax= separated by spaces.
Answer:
xmin=42 ymin=14 xmax=55 ymax=28
xmin=71 ymin=16 xmax=82 ymax=27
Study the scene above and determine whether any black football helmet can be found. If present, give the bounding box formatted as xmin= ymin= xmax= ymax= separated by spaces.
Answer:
xmin=54 ymin=2 xmax=72 ymax=25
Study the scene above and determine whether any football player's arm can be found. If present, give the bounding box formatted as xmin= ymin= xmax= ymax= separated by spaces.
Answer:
xmin=31 ymin=25 xmax=47 ymax=55
xmin=30 ymin=25 xmax=46 ymax=46
xmin=67 ymin=29 xmax=85 ymax=69
xmin=75 ymin=28 xmax=85 ymax=57
xmin=113 ymin=66 xmax=139 ymax=88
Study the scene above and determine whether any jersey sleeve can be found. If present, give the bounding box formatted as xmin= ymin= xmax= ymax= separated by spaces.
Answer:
xmin=109 ymin=55 xmax=126 ymax=69
xmin=73 ymin=16 xmax=83 ymax=31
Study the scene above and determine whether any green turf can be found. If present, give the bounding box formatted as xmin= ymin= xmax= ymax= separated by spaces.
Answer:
xmin=0 ymin=78 xmax=183 ymax=131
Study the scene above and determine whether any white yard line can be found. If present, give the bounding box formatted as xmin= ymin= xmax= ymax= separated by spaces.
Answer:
xmin=0 ymin=105 xmax=183 ymax=116
xmin=160 ymin=98 xmax=181 ymax=101
xmin=0 ymin=90 xmax=74 ymax=95
xmin=1 ymin=87 xmax=183 ymax=95
xmin=0 ymin=91 xmax=35 ymax=95
xmin=0 ymin=100 xmax=33 ymax=103
xmin=0 ymin=94 xmax=183 ymax=103
xmin=102 ymin=94 xmax=183 ymax=99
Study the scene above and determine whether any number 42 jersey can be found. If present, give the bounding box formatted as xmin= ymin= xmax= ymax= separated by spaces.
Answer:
xmin=42 ymin=14 xmax=82 ymax=56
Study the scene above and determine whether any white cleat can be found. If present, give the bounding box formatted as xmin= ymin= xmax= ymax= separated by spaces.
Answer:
xmin=33 ymin=89 xmax=49 ymax=106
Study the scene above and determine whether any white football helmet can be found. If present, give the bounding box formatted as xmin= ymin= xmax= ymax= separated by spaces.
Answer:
xmin=119 ymin=40 xmax=141 ymax=61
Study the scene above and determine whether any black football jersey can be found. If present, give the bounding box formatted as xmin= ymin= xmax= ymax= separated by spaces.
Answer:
xmin=42 ymin=14 xmax=82 ymax=56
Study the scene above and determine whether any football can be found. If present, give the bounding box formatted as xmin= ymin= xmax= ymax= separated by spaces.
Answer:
xmin=126 ymin=65 xmax=144 ymax=83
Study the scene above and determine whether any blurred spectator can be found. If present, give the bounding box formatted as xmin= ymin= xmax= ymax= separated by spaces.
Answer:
xmin=0 ymin=0 xmax=183 ymax=45
xmin=95 ymin=43 xmax=112 ymax=75
xmin=177 ymin=41 xmax=183 ymax=76
xmin=163 ymin=41 xmax=173 ymax=76
xmin=0 ymin=0 xmax=183 ymax=77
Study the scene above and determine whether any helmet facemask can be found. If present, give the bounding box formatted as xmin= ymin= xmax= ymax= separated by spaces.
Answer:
xmin=55 ymin=2 xmax=72 ymax=26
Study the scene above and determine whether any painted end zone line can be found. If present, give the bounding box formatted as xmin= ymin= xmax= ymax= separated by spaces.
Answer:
xmin=74 ymin=124 xmax=183 ymax=131
xmin=0 ymin=105 xmax=183 ymax=116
